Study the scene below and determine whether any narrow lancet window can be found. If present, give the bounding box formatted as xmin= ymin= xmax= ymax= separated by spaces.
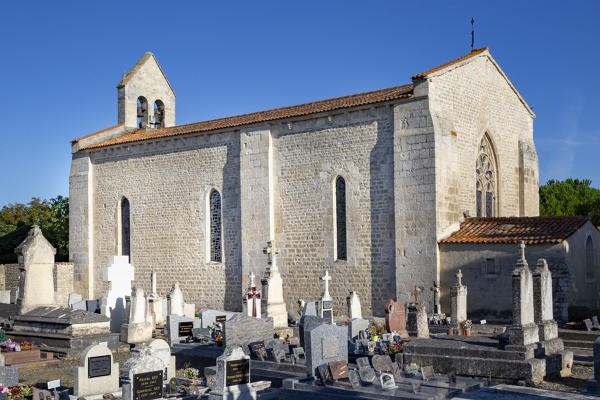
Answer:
xmin=586 ymin=236 xmax=595 ymax=280
xmin=209 ymin=190 xmax=222 ymax=262
xmin=121 ymin=197 xmax=131 ymax=258
xmin=335 ymin=176 xmax=347 ymax=260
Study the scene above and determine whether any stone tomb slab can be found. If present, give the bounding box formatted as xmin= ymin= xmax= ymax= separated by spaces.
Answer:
xmin=305 ymin=323 xmax=347 ymax=377
xmin=166 ymin=315 xmax=200 ymax=344
xmin=223 ymin=314 xmax=274 ymax=347
xmin=74 ymin=344 xmax=119 ymax=397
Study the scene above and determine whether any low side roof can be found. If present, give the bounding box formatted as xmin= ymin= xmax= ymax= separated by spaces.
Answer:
xmin=440 ymin=216 xmax=591 ymax=245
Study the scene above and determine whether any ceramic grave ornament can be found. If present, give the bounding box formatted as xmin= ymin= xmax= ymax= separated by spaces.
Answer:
xmin=15 ymin=226 xmax=57 ymax=314
xmin=260 ymin=241 xmax=288 ymax=328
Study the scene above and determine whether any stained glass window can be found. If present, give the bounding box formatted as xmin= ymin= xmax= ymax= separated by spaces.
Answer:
xmin=475 ymin=135 xmax=497 ymax=217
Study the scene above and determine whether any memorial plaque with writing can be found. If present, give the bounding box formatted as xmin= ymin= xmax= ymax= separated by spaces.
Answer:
xmin=178 ymin=321 xmax=194 ymax=337
xmin=421 ymin=365 xmax=434 ymax=381
xmin=216 ymin=315 xmax=227 ymax=324
xmin=317 ymin=364 xmax=333 ymax=385
xmin=321 ymin=337 xmax=338 ymax=358
xmin=584 ymin=319 xmax=593 ymax=331
xmin=322 ymin=310 xmax=332 ymax=321
xmin=133 ymin=370 xmax=163 ymax=400
xmin=88 ymin=355 xmax=111 ymax=378
xmin=225 ymin=359 xmax=250 ymax=386
xmin=249 ymin=341 xmax=266 ymax=359
xmin=322 ymin=301 xmax=332 ymax=309
xmin=593 ymin=316 xmax=600 ymax=329
xmin=348 ymin=369 xmax=361 ymax=389
xmin=293 ymin=347 xmax=305 ymax=363
xmin=328 ymin=360 xmax=348 ymax=380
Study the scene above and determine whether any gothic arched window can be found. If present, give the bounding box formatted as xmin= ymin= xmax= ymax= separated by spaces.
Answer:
xmin=137 ymin=96 xmax=148 ymax=129
xmin=209 ymin=190 xmax=222 ymax=262
xmin=475 ymin=135 xmax=498 ymax=217
xmin=335 ymin=176 xmax=347 ymax=260
xmin=586 ymin=236 xmax=595 ymax=280
xmin=120 ymin=197 xmax=131 ymax=258
xmin=153 ymin=100 xmax=164 ymax=129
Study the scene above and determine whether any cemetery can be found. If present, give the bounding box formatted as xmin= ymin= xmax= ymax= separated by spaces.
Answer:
xmin=0 ymin=226 xmax=598 ymax=399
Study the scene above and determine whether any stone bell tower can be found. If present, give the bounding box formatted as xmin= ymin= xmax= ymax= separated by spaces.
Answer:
xmin=117 ymin=52 xmax=175 ymax=129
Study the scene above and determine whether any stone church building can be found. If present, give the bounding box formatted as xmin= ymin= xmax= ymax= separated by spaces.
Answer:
xmin=70 ymin=48 xmax=539 ymax=316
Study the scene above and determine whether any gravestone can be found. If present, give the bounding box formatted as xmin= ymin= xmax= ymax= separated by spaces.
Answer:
xmin=199 ymin=309 xmax=235 ymax=328
xmin=68 ymin=293 xmax=83 ymax=307
xmin=147 ymin=339 xmax=176 ymax=382
xmin=451 ymin=269 xmax=468 ymax=332
xmin=243 ymin=272 xmax=262 ymax=318
xmin=348 ymin=318 xmax=369 ymax=340
xmin=407 ymin=302 xmax=430 ymax=338
xmin=120 ymin=345 xmax=165 ymax=400
xmin=148 ymin=272 xmax=165 ymax=327
xmin=430 ymin=280 xmax=442 ymax=316
xmin=166 ymin=315 xmax=201 ymax=344
xmin=585 ymin=319 xmax=594 ymax=331
xmin=305 ymin=323 xmax=347 ymax=377
xmin=302 ymin=301 xmax=318 ymax=317
xmin=292 ymin=347 xmax=305 ymax=364
xmin=209 ymin=346 xmax=252 ymax=398
xmin=223 ymin=314 xmax=273 ymax=347
xmin=101 ymin=255 xmax=134 ymax=332
xmin=121 ymin=287 xmax=153 ymax=345
xmin=299 ymin=315 xmax=328 ymax=348
xmin=0 ymin=354 xmax=18 ymax=387
xmin=508 ymin=242 xmax=539 ymax=348
xmin=384 ymin=299 xmax=408 ymax=338
xmin=587 ymin=337 xmax=600 ymax=394
xmin=260 ymin=241 xmax=288 ymax=329
xmin=346 ymin=291 xmax=362 ymax=319
xmin=15 ymin=226 xmax=57 ymax=314
xmin=74 ymin=344 xmax=119 ymax=397
xmin=167 ymin=283 xmax=184 ymax=316
xmin=533 ymin=258 xmax=558 ymax=341
xmin=319 ymin=270 xmax=333 ymax=323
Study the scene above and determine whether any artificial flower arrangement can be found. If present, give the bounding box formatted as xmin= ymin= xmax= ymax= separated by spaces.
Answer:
xmin=19 ymin=342 xmax=33 ymax=350
xmin=183 ymin=367 xmax=199 ymax=380
xmin=1 ymin=339 xmax=17 ymax=352
xmin=462 ymin=320 xmax=473 ymax=330
xmin=387 ymin=343 xmax=403 ymax=357
xmin=7 ymin=385 xmax=32 ymax=400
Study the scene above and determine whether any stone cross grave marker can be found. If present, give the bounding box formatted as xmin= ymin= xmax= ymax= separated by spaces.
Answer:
xmin=244 ymin=272 xmax=262 ymax=318
xmin=533 ymin=258 xmax=558 ymax=341
xmin=508 ymin=241 xmax=539 ymax=348
xmin=320 ymin=270 xmax=333 ymax=322
xmin=101 ymin=255 xmax=135 ymax=332
xmin=451 ymin=269 xmax=468 ymax=331
xmin=430 ymin=280 xmax=442 ymax=315
xmin=74 ymin=344 xmax=119 ymax=397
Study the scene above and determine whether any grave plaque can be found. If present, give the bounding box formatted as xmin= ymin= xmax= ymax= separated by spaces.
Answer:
xmin=328 ymin=360 xmax=348 ymax=380
xmin=322 ymin=301 xmax=332 ymax=309
xmin=421 ymin=365 xmax=434 ymax=381
xmin=178 ymin=321 xmax=193 ymax=337
xmin=356 ymin=357 xmax=370 ymax=369
xmin=88 ymin=355 xmax=111 ymax=378
xmin=358 ymin=367 xmax=376 ymax=384
xmin=391 ymin=362 xmax=403 ymax=380
xmin=321 ymin=337 xmax=338 ymax=358
xmin=348 ymin=369 xmax=361 ymax=389
xmin=593 ymin=316 xmax=600 ymax=329
xmin=133 ymin=370 xmax=163 ymax=400
xmin=249 ymin=341 xmax=266 ymax=359
xmin=584 ymin=319 xmax=593 ymax=331
xmin=317 ymin=364 xmax=333 ymax=385
xmin=293 ymin=347 xmax=305 ymax=363
xmin=380 ymin=373 xmax=396 ymax=390
xmin=322 ymin=310 xmax=332 ymax=321
xmin=372 ymin=355 xmax=393 ymax=373
xmin=216 ymin=315 xmax=227 ymax=324
xmin=225 ymin=359 xmax=250 ymax=386
xmin=272 ymin=349 xmax=285 ymax=363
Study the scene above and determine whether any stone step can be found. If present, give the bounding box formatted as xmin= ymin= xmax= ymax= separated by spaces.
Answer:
xmin=558 ymin=329 xmax=600 ymax=343
xmin=563 ymin=340 xmax=594 ymax=349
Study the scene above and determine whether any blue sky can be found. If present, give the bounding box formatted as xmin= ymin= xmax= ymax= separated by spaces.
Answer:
xmin=0 ymin=1 xmax=598 ymax=206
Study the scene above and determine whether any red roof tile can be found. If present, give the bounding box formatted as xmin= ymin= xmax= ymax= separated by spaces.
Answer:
xmin=72 ymin=124 xmax=123 ymax=143
xmin=440 ymin=216 xmax=590 ymax=245
xmin=79 ymin=84 xmax=413 ymax=150
xmin=412 ymin=47 xmax=489 ymax=80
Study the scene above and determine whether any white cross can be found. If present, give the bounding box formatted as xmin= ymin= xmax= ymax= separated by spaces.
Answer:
xmin=321 ymin=270 xmax=332 ymax=301
xmin=249 ymin=272 xmax=256 ymax=288
xmin=456 ymin=269 xmax=463 ymax=286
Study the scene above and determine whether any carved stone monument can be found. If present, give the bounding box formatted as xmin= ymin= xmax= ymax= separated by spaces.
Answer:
xmin=243 ymin=272 xmax=262 ymax=318
xmin=346 ymin=291 xmax=362 ymax=319
xmin=384 ymin=299 xmax=408 ymax=338
xmin=450 ymin=269 xmax=467 ymax=332
xmin=121 ymin=287 xmax=153 ymax=345
xmin=148 ymin=271 xmax=165 ymax=327
xmin=319 ymin=270 xmax=333 ymax=323
xmin=15 ymin=226 xmax=57 ymax=314
xmin=101 ymin=255 xmax=135 ymax=332
xmin=260 ymin=241 xmax=288 ymax=329
xmin=507 ymin=242 xmax=539 ymax=353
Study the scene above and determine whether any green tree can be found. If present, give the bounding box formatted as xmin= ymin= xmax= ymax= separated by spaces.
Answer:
xmin=539 ymin=179 xmax=600 ymax=226
xmin=0 ymin=196 xmax=69 ymax=263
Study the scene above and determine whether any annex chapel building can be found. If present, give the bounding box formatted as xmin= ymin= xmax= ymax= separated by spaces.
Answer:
xmin=70 ymin=48 xmax=539 ymax=316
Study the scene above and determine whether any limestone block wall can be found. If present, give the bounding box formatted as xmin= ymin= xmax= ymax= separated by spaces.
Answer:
xmin=273 ymin=106 xmax=397 ymax=317
xmin=89 ymin=131 xmax=242 ymax=311
xmin=564 ymin=222 xmax=600 ymax=310
xmin=428 ymin=53 xmax=538 ymax=240
xmin=439 ymin=242 xmax=569 ymax=322
xmin=392 ymin=94 xmax=438 ymax=307
xmin=55 ymin=262 xmax=74 ymax=307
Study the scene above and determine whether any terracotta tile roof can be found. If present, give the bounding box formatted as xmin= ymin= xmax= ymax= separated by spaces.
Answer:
xmin=72 ymin=124 xmax=123 ymax=143
xmin=412 ymin=47 xmax=489 ymax=80
xmin=440 ymin=216 xmax=590 ymax=245
xmin=79 ymin=84 xmax=413 ymax=150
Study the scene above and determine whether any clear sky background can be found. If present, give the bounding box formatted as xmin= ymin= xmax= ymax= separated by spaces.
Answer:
xmin=0 ymin=1 xmax=598 ymax=206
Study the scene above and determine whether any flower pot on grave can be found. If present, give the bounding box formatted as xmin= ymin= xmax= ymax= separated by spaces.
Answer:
xmin=464 ymin=329 xmax=471 ymax=337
